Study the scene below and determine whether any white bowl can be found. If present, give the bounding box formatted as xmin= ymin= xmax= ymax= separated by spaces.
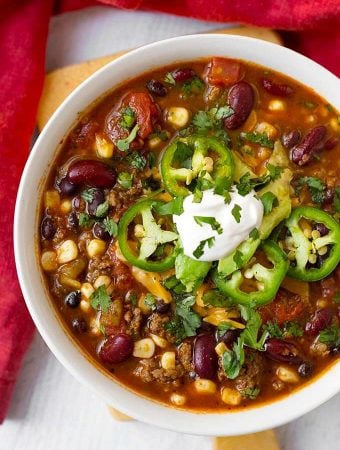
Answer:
xmin=14 ymin=34 xmax=340 ymax=436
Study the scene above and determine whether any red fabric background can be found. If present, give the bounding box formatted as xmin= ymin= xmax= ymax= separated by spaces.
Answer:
xmin=0 ymin=0 xmax=339 ymax=424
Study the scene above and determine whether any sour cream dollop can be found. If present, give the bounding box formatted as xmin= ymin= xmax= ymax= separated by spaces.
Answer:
xmin=173 ymin=188 xmax=264 ymax=262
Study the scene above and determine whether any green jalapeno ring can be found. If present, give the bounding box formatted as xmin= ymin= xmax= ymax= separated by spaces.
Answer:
xmin=212 ymin=240 xmax=289 ymax=307
xmin=160 ymin=135 xmax=234 ymax=197
xmin=118 ymin=199 xmax=178 ymax=272
xmin=285 ymin=206 xmax=340 ymax=282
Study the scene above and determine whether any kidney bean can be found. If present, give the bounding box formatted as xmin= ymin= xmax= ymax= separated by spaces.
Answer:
xmin=264 ymin=338 xmax=302 ymax=364
xmin=67 ymin=212 xmax=79 ymax=230
xmin=224 ymin=81 xmax=254 ymax=129
xmin=171 ymin=68 xmax=196 ymax=82
xmin=57 ymin=177 xmax=77 ymax=196
xmin=65 ymin=291 xmax=81 ymax=308
xmin=298 ymin=361 xmax=314 ymax=377
xmin=146 ymin=79 xmax=167 ymax=97
xmin=281 ymin=130 xmax=301 ymax=149
xmin=41 ymin=216 xmax=56 ymax=240
xmin=99 ymin=333 xmax=134 ymax=364
xmin=93 ymin=222 xmax=110 ymax=240
xmin=193 ymin=333 xmax=217 ymax=379
xmin=85 ymin=188 xmax=105 ymax=216
xmin=289 ymin=126 xmax=327 ymax=166
xmin=72 ymin=317 xmax=87 ymax=333
xmin=261 ymin=78 xmax=294 ymax=97
xmin=314 ymin=223 xmax=328 ymax=237
xmin=215 ymin=329 xmax=239 ymax=345
xmin=305 ymin=308 xmax=332 ymax=336
xmin=68 ymin=160 xmax=116 ymax=188
xmin=155 ymin=300 xmax=170 ymax=314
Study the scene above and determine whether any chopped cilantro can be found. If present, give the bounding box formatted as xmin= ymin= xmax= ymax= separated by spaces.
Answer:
xmin=237 ymin=165 xmax=283 ymax=196
xmin=126 ymin=151 xmax=146 ymax=170
xmin=162 ymin=275 xmax=186 ymax=294
xmin=81 ymin=188 xmax=96 ymax=203
xmin=117 ymin=124 xmax=139 ymax=152
xmin=193 ymin=236 xmax=215 ymax=259
xmin=333 ymin=186 xmax=340 ymax=212
xmin=263 ymin=321 xmax=283 ymax=338
xmin=202 ymin=289 xmax=231 ymax=307
xmin=240 ymin=131 xmax=274 ymax=149
xmin=90 ymin=285 xmax=111 ymax=313
xmin=266 ymin=163 xmax=283 ymax=181
xmin=284 ymin=321 xmax=303 ymax=338
xmin=260 ymin=192 xmax=278 ymax=215
xmin=249 ymin=228 xmax=260 ymax=240
xmin=194 ymin=216 xmax=223 ymax=234
xmin=144 ymin=293 xmax=157 ymax=311
xmin=319 ymin=325 xmax=340 ymax=348
xmin=192 ymin=106 xmax=234 ymax=132
xmin=231 ymin=204 xmax=242 ymax=223
xmin=102 ymin=217 xmax=118 ymax=237
xmin=222 ymin=336 xmax=245 ymax=379
xmin=182 ymin=76 xmax=205 ymax=96
xmin=240 ymin=306 xmax=268 ymax=351
xmin=127 ymin=291 xmax=137 ymax=307
xmin=118 ymin=171 xmax=133 ymax=189
xmin=120 ymin=106 xmax=136 ymax=130
xmin=233 ymin=250 xmax=244 ymax=269
xmin=164 ymin=72 xmax=176 ymax=85
xmin=241 ymin=386 xmax=260 ymax=400
xmin=173 ymin=141 xmax=193 ymax=166
xmin=155 ymin=197 xmax=184 ymax=216
xmin=79 ymin=213 xmax=95 ymax=228
xmin=95 ymin=200 xmax=109 ymax=218
xmin=295 ymin=176 xmax=326 ymax=205
xmin=264 ymin=320 xmax=303 ymax=338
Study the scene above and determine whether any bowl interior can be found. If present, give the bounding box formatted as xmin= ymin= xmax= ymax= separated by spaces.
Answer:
xmin=14 ymin=34 xmax=340 ymax=436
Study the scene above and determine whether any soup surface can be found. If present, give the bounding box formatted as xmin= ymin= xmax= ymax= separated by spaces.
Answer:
xmin=39 ymin=57 xmax=340 ymax=411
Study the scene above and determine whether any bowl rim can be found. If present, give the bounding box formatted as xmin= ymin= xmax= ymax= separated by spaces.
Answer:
xmin=14 ymin=33 xmax=340 ymax=436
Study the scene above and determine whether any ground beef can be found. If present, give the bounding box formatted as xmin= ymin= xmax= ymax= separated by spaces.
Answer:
xmin=86 ymin=255 xmax=114 ymax=284
xmin=107 ymin=249 xmax=135 ymax=294
xmin=134 ymin=356 xmax=185 ymax=384
xmin=147 ymin=312 xmax=176 ymax=344
xmin=234 ymin=350 xmax=264 ymax=393
xmin=51 ymin=216 xmax=67 ymax=245
xmin=124 ymin=306 xmax=143 ymax=337
xmin=177 ymin=342 xmax=193 ymax=373
xmin=108 ymin=181 xmax=144 ymax=221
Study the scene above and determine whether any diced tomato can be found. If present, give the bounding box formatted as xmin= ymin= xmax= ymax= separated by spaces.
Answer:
xmin=125 ymin=92 xmax=160 ymax=139
xmin=205 ymin=57 xmax=242 ymax=87
xmin=259 ymin=289 xmax=308 ymax=325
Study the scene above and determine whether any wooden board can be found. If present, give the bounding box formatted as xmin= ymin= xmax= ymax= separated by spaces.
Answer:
xmin=37 ymin=27 xmax=281 ymax=130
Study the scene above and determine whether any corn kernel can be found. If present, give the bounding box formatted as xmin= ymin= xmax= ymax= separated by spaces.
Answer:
xmin=277 ymin=366 xmax=299 ymax=383
xmin=134 ymin=224 xmax=145 ymax=238
xmin=41 ymin=251 xmax=58 ymax=272
xmin=215 ymin=342 xmax=227 ymax=357
xmin=329 ymin=117 xmax=340 ymax=132
xmin=268 ymin=100 xmax=286 ymax=112
xmin=170 ymin=393 xmax=186 ymax=406
xmin=203 ymin=157 xmax=214 ymax=173
xmin=221 ymin=387 xmax=242 ymax=405
xmin=59 ymin=274 xmax=81 ymax=290
xmin=95 ymin=134 xmax=114 ymax=158
xmin=194 ymin=379 xmax=217 ymax=394
xmin=81 ymin=282 xmax=95 ymax=300
xmin=305 ymin=114 xmax=316 ymax=124
xmin=316 ymin=299 xmax=328 ymax=309
xmin=256 ymin=121 xmax=278 ymax=139
xmin=57 ymin=240 xmax=78 ymax=264
xmin=60 ymin=199 xmax=72 ymax=214
xmin=44 ymin=190 xmax=60 ymax=210
xmin=80 ymin=299 xmax=91 ymax=312
xmin=94 ymin=275 xmax=113 ymax=295
xmin=148 ymin=136 xmax=162 ymax=149
xmin=150 ymin=334 xmax=168 ymax=348
xmin=87 ymin=239 xmax=107 ymax=258
xmin=160 ymin=351 xmax=176 ymax=370
xmin=89 ymin=318 xmax=101 ymax=336
xmin=133 ymin=338 xmax=155 ymax=358
xmin=166 ymin=107 xmax=190 ymax=128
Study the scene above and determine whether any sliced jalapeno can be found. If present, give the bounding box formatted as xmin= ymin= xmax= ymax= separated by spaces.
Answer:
xmin=118 ymin=199 xmax=178 ymax=272
xmin=212 ymin=241 xmax=289 ymax=306
xmin=284 ymin=206 xmax=340 ymax=281
xmin=160 ymin=135 xmax=234 ymax=197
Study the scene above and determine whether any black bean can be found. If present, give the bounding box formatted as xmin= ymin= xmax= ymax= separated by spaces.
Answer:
xmin=67 ymin=212 xmax=78 ymax=229
xmin=93 ymin=222 xmax=110 ymax=240
xmin=146 ymin=79 xmax=167 ymax=97
xmin=322 ymin=188 xmax=335 ymax=205
xmin=298 ymin=361 xmax=314 ymax=377
xmin=86 ymin=188 xmax=105 ymax=216
xmin=41 ymin=216 xmax=56 ymax=240
xmin=216 ymin=329 xmax=239 ymax=345
xmin=57 ymin=177 xmax=77 ymax=196
xmin=155 ymin=300 xmax=170 ymax=314
xmin=65 ymin=291 xmax=81 ymax=308
xmin=282 ymin=130 xmax=301 ymax=149
xmin=72 ymin=318 xmax=87 ymax=333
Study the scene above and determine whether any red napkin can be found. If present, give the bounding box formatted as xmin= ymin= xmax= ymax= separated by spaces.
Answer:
xmin=0 ymin=0 xmax=339 ymax=424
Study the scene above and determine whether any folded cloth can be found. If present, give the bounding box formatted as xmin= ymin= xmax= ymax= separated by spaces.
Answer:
xmin=0 ymin=0 xmax=339 ymax=424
